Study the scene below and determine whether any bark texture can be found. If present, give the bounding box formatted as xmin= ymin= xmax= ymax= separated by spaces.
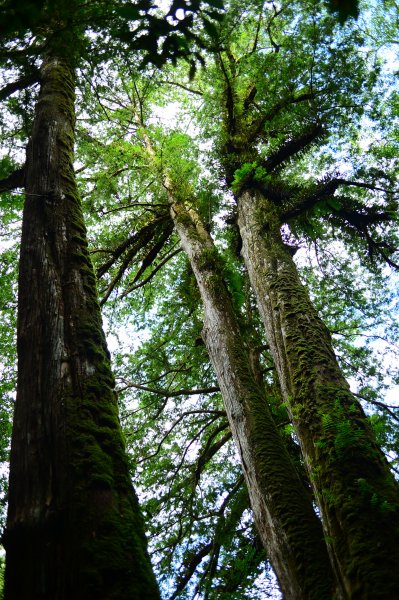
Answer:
xmin=170 ymin=201 xmax=338 ymax=600
xmin=237 ymin=187 xmax=399 ymax=599
xmin=3 ymin=53 xmax=159 ymax=600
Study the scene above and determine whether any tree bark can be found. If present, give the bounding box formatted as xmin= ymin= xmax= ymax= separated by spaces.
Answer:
xmin=237 ymin=187 xmax=399 ymax=599
xmin=3 ymin=52 xmax=159 ymax=600
xmin=170 ymin=200 xmax=339 ymax=600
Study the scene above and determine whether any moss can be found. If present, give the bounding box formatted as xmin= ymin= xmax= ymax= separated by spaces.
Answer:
xmin=175 ymin=198 xmax=337 ymax=597
xmin=223 ymin=336 xmax=336 ymax=599
xmin=240 ymin=187 xmax=399 ymax=597
xmin=197 ymin=246 xmax=221 ymax=272
xmin=44 ymin=53 xmax=159 ymax=598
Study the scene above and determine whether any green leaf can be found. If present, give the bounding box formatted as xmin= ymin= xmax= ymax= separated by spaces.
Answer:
xmin=202 ymin=16 xmax=219 ymax=39
xmin=327 ymin=197 xmax=342 ymax=211
xmin=208 ymin=0 xmax=224 ymax=9
xmin=115 ymin=5 xmax=141 ymax=20
xmin=326 ymin=0 xmax=359 ymax=23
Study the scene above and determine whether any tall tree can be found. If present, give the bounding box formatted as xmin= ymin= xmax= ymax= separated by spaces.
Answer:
xmin=5 ymin=47 xmax=160 ymax=600
xmin=0 ymin=0 xmax=211 ymax=594
xmin=69 ymin=26 xmax=399 ymax=592
xmin=135 ymin=120 xmax=339 ymax=598
xmin=0 ymin=0 xmax=227 ymax=595
xmin=1 ymin=0 xmax=398 ymax=597
xmin=199 ymin=0 xmax=399 ymax=596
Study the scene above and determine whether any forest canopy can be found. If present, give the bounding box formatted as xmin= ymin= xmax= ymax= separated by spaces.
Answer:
xmin=0 ymin=0 xmax=399 ymax=598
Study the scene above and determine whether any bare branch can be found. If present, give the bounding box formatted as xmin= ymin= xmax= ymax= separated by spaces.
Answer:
xmin=137 ymin=413 xmax=222 ymax=465
xmin=168 ymin=542 xmax=213 ymax=600
xmin=265 ymin=2 xmax=283 ymax=53
xmin=195 ymin=429 xmax=232 ymax=482
xmin=251 ymin=7 xmax=263 ymax=54
xmin=333 ymin=178 xmax=397 ymax=195
xmin=354 ymin=392 xmax=399 ymax=424
xmin=168 ymin=475 xmax=245 ymax=598
xmin=124 ymin=221 xmax=174 ymax=287
xmin=97 ymin=213 xmax=169 ymax=278
xmin=218 ymin=52 xmax=236 ymax=135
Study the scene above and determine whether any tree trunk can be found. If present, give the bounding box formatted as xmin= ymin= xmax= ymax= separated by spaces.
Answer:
xmin=170 ymin=200 xmax=339 ymax=600
xmin=237 ymin=187 xmax=399 ymax=599
xmin=3 ymin=52 xmax=159 ymax=600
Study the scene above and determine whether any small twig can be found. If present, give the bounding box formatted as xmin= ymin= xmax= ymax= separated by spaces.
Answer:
xmin=354 ymin=392 xmax=399 ymax=424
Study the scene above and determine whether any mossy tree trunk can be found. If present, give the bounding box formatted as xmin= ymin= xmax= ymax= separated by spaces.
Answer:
xmin=170 ymin=200 xmax=339 ymax=600
xmin=3 ymin=51 xmax=159 ymax=600
xmin=237 ymin=187 xmax=399 ymax=599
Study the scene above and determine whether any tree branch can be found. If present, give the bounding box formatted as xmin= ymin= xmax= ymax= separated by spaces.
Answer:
xmin=118 ymin=380 xmax=220 ymax=397
xmin=195 ymin=429 xmax=232 ymax=483
xmin=262 ymin=122 xmax=324 ymax=173
xmin=282 ymin=177 xmax=398 ymax=223
xmin=354 ymin=392 xmax=399 ymax=424
xmin=169 ymin=542 xmax=214 ymax=600
xmin=0 ymin=167 xmax=25 ymax=193
xmin=281 ymin=178 xmax=341 ymax=221
xmin=97 ymin=213 xmax=169 ymax=278
xmin=137 ymin=229 xmax=174 ymax=282
xmin=218 ymin=52 xmax=236 ymax=135
xmin=248 ymin=90 xmax=316 ymax=145
xmin=0 ymin=69 xmax=40 ymax=100
xmin=121 ymin=245 xmax=181 ymax=297
xmin=159 ymin=79 xmax=203 ymax=96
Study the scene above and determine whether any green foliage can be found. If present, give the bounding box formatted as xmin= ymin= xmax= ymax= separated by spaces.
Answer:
xmin=0 ymin=553 xmax=4 ymax=600
xmin=326 ymin=0 xmax=359 ymax=22
xmin=231 ymin=163 xmax=256 ymax=194
xmin=1 ymin=0 xmax=399 ymax=596
xmin=0 ymin=0 xmax=47 ymax=36
xmin=73 ymin=4 xmax=399 ymax=591
xmin=0 ymin=243 xmax=19 ymax=532
xmin=106 ymin=266 xmax=270 ymax=597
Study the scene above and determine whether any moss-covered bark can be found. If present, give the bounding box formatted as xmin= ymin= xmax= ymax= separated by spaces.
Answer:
xmin=237 ymin=188 xmax=399 ymax=599
xmin=170 ymin=201 xmax=339 ymax=600
xmin=3 ymin=50 xmax=159 ymax=600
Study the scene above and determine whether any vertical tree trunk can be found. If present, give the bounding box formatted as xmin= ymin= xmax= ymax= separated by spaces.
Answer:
xmin=3 ymin=53 xmax=159 ymax=600
xmin=170 ymin=200 xmax=339 ymax=600
xmin=237 ymin=187 xmax=399 ymax=599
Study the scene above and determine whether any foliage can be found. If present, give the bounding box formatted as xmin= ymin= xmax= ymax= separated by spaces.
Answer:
xmin=0 ymin=553 xmax=4 ymax=600
xmin=0 ymin=0 xmax=399 ymax=597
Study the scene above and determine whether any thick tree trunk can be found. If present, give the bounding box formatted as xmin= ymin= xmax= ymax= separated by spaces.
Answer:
xmin=3 ymin=53 xmax=159 ymax=600
xmin=237 ymin=187 xmax=399 ymax=599
xmin=170 ymin=201 xmax=339 ymax=600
